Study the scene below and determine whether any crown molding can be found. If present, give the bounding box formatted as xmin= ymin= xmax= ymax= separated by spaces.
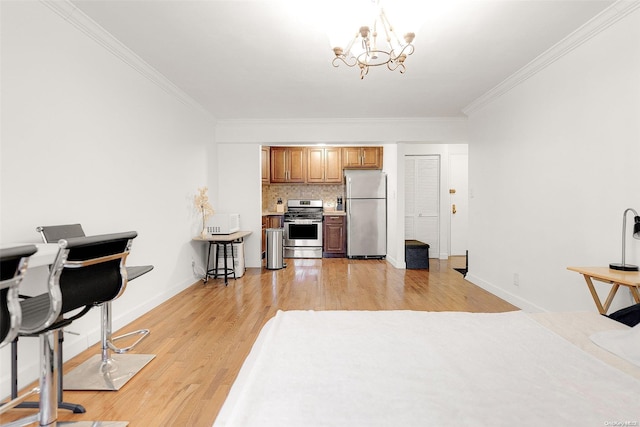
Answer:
xmin=40 ymin=0 xmax=213 ymax=120
xmin=462 ymin=0 xmax=640 ymax=116
xmin=215 ymin=117 xmax=468 ymax=126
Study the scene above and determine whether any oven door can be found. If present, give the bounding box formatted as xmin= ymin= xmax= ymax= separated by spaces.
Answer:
xmin=284 ymin=220 xmax=322 ymax=247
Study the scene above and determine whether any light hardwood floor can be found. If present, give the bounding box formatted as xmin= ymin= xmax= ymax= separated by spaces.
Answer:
xmin=2 ymin=257 xmax=517 ymax=426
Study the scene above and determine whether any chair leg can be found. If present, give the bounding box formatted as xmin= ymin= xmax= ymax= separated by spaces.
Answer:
xmin=2 ymin=330 xmax=128 ymax=427
xmin=39 ymin=330 xmax=58 ymax=426
xmin=0 ymin=333 xmax=57 ymax=427
xmin=63 ymin=303 xmax=155 ymax=391
xmin=8 ymin=333 xmax=85 ymax=414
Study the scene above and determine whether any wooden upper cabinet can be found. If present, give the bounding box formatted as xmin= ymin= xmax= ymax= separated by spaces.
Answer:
xmin=342 ymin=146 xmax=383 ymax=169
xmin=307 ymin=148 xmax=324 ymax=183
xmin=324 ymin=148 xmax=343 ymax=182
xmin=307 ymin=147 xmax=343 ymax=184
xmin=270 ymin=147 xmax=306 ymax=183
xmin=261 ymin=146 xmax=270 ymax=183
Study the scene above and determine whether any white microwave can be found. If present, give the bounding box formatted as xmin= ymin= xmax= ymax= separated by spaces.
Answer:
xmin=206 ymin=213 xmax=240 ymax=234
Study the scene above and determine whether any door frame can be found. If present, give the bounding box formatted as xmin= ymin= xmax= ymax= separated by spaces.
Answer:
xmin=404 ymin=154 xmax=440 ymax=259
xmin=449 ymin=153 xmax=468 ymax=256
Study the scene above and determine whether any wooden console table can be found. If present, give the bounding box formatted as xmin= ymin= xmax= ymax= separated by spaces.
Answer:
xmin=567 ymin=266 xmax=640 ymax=314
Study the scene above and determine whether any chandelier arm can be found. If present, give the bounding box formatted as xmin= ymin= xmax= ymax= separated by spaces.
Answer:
xmin=332 ymin=56 xmax=357 ymax=68
xmin=359 ymin=65 xmax=369 ymax=79
xmin=387 ymin=61 xmax=407 ymax=74
xmin=394 ymin=43 xmax=414 ymax=59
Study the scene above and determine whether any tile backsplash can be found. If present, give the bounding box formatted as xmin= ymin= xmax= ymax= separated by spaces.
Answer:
xmin=263 ymin=184 xmax=345 ymax=212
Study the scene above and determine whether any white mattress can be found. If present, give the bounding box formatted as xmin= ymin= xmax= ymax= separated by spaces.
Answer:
xmin=214 ymin=310 xmax=640 ymax=427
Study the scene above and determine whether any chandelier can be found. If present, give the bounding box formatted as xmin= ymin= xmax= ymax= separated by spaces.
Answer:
xmin=331 ymin=0 xmax=415 ymax=79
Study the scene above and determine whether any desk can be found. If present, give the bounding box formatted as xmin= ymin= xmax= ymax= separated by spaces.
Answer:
xmin=567 ymin=266 xmax=640 ymax=314
xmin=193 ymin=231 xmax=251 ymax=285
xmin=1 ymin=243 xmax=58 ymax=266
xmin=0 ymin=243 xmax=58 ymax=297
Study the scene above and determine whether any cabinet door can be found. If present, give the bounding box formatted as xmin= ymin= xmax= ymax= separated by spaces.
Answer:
xmin=307 ymin=147 xmax=325 ymax=183
xmin=324 ymin=147 xmax=343 ymax=183
xmin=361 ymin=147 xmax=382 ymax=169
xmin=323 ymin=216 xmax=346 ymax=257
xmin=342 ymin=147 xmax=383 ymax=169
xmin=342 ymin=147 xmax=362 ymax=168
xmin=287 ymin=147 xmax=306 ymax=183
xmin=267 ymin=215 xmax=283 ymax=228
xmin=270 ymin=147 xmax=288 ymax=183
xmin=261 ymin=146 xmax=270 ymax=183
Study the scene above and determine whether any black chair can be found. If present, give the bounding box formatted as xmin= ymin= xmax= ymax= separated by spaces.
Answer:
xmin=37 ymin=224 xmax=154 ymax=391
xmin=1 ymin=233 xmax=135 ymax=426
xmin=1 ymin=245 xmax=37 ymax=348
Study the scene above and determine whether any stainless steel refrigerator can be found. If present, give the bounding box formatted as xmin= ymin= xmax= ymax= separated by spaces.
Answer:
xmin=345 ymin=170 xmax=387 ymax=258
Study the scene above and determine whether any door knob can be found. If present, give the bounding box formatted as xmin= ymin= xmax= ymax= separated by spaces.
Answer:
xmin=452 ymin=204 xmax=457 ymax=214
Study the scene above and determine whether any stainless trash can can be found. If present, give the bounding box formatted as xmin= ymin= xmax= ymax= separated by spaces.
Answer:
xmin=266 ymin=228 xmax=285 ymax=270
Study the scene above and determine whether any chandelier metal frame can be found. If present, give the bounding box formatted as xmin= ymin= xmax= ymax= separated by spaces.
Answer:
xmin=332 ymin=2 xmax=415 ymax=79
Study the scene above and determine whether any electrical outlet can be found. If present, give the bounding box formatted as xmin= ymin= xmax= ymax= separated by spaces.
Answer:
xmin=513 ymin=273 xmax=520 ymax=287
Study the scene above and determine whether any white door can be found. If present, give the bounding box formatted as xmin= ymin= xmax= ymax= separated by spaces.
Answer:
xmin=405 ymin=156 xmax=439 ymax=257
xmin=449 ymin=154 xmax=468 ymax=256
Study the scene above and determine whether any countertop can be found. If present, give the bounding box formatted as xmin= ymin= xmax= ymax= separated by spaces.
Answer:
xmin=323 ymin=210 xmax=346 ymax=216
xmin=262 ymin=211 xmax=284 ymax=216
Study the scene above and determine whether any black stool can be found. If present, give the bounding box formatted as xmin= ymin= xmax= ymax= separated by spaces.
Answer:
xmin=206 ymin=241 xmax=236 ymax=285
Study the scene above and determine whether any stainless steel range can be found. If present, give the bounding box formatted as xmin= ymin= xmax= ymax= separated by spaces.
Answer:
xmin=284 ymin=199 xmax=323 ymax=258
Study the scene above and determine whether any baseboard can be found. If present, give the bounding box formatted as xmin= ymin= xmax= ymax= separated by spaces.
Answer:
xmin=465 ymin=273 xmax=547 ymax=313
xmin=386 ymin=255 xmax=403 ymax=269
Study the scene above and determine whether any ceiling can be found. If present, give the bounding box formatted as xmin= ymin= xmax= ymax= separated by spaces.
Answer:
xmin=69 ymin=0 xmax=614 ymax=120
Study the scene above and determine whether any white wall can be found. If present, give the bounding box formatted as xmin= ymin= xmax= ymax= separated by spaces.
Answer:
xmin=215 ymin=143 xmax=263 ymax=267
xmin=0 ymin=1 xmax=215 ymax=398
xmin=215 ymin=119 xmax=469 ymax=268
xmin=466 ymin=7 xmax=640 ymax=312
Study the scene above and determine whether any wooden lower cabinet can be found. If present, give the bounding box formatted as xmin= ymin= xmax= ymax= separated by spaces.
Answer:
xmin=323 ymin=215 xmax=346 ymax=258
